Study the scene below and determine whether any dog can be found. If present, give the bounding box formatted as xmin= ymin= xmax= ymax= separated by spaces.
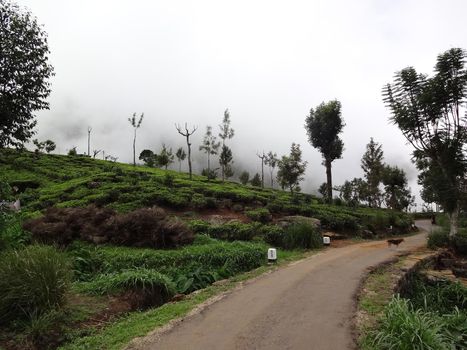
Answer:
xmin=387 ymin=238 xmax=404 ymax=247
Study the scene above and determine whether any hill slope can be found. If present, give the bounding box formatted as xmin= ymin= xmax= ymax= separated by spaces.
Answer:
xmin=0 ymin=149 xmax=411 ymax=234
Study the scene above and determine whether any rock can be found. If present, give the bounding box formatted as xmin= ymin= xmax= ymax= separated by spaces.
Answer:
xmin=276 ymin=216 xmax=321 ymax=229
xmin=171 ymin=294 xmax=185 ymax=302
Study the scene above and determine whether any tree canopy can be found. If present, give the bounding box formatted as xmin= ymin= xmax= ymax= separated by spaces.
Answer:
xmin=0 ymin=0 xmax=54 ymax=148
xmin=305 ymin=100 xmax=345 ymax=201
xmin=383 ymin=48 xmax=467 ymax=235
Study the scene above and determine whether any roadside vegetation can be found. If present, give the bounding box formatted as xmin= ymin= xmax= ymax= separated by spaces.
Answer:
xmin=0 ymin=148 xmax=413 ymax=349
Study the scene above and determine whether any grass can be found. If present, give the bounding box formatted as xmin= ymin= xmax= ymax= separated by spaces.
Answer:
xmin=59 ymin=249 xmax=310 ymax=350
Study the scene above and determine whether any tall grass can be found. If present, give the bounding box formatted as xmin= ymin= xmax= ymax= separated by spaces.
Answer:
xmin=0 ymin=245 xmax=72 ymax=325
xmin=366 ymin=296 xmax=455 ymax=350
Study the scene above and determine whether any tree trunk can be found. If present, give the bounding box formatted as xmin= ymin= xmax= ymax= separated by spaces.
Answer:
xmin=207 ymin=154 xmax=211 ymax=182
xmin=270 ymin=169 xmax=274 ymax=188
xmin=261 ymin=160 xmax=264 ymax=188
xmin=448 ymin=203 xmax=459 ymax=237
xmin=133 ymin=130 xmax=136 ymax=166
xmin=179 ymin=161 xmax=181 ymax=172
xmin=186 ymin=136 xmax=192 ymax=179
xmin=325 ymin=159 xmax=332 ymax=202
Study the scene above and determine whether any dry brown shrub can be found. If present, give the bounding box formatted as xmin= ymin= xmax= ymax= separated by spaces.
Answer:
xmin=23 ymin=205 xmax=194 ymax=248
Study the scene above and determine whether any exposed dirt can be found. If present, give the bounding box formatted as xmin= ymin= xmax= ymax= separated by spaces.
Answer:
xmin=127 ymin=221 xmax=431 ymax=350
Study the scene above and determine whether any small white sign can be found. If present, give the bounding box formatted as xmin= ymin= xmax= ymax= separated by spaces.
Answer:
xmin=267 ymin=248 xmax=277 ymax=261
xmin=323 ymin=236 xmax=331 ymax=245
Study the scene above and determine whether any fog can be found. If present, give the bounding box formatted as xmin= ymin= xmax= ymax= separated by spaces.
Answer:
xmin=20 ymin=0 xmax=467 ymax=204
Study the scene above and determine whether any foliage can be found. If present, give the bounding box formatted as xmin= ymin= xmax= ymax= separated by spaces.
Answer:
xmin=361 ymin=138 xmax=384 ymax=207
xmin=156 ymin=144 xmax=174 ymax=169
xmin=245 ymin=208 xmax=272 ymax=223
xmin=139 ymin=149 xmax=156 ymax=167
xmin=239 ymin=170 xmax=250 ymax=185
xmin=381 ymin=165 xmax=414 ymax=211
xmin=0 ymin=212 xmax=31 ymax=250
xmin=175 ymin=266 xmax=223 ymax=294
xmin=207 ymin=221 xmax=262 ymax=241
xmin=403 ymin=274 xmax=467 ymax=315
xmin=23 ymin=205 xmax=194 ymax=248
xmin=427 ymin=227 xmax=449 ymax=249
xmin=175 ymin=146 xmax=186 ymax=171
xmin=265 ymin=151 xmax=279 ymax=188
xmin=0 ymin=245 xmax=72 ymax=325
xmin=76 ymin=269 xmax=175 ymax=302
xmin=264 ymin=223 xmax=322 ymax=249
xmin=250 ymin=173 xmax=262 ymax=187
xmin=218 ymin=109 xmax=235 ymax=181
xmin=383 ymin=48 xmax=467 ymax=236
xmin=199 ymin=125 xmax=220 ymax=179
xmin=219 ymin=145 xmax=234 ymax=181
xmin=277 ymin=143 xmax=307 ymax=194
xmin=366 ymin=296 xmax=464 ymax=350
xmin=305 ymin=100 xmax=345 ymax=201
xmin=0 ymin=0 xmax=54 ymax=148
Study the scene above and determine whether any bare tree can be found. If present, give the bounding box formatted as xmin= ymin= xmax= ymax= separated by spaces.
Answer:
xmin=87 ymin=126 xmax=92 ymax=156
xmin=128 ymin=113 xmax=144 ymax=166
xmin=92 ymin=149 xmax=101 ymax=158
xmin=175 ymin=123 xmax=198 ymax=179
xmin=256 ymin=151 xmax=267 ymax=188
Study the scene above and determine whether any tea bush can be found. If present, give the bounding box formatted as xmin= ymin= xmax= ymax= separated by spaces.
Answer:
xmin=0 ymin=245 xmax=72 ymax=325
xmin=245 ymin=208 xmax=272 ymax=223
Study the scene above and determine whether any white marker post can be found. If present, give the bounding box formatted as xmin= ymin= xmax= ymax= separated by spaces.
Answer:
xmin=267 ymin=248 xmax=277 ymax=263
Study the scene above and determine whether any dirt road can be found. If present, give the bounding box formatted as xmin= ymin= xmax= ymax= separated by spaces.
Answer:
xmin=130 ymin=221 xmax=431 ymax=350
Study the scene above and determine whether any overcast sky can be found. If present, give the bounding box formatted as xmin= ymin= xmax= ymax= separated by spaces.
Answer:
xmin=19 ymin=0 xmax=467 ymax=205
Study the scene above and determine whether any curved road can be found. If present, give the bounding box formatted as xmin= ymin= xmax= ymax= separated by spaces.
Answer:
xmin=129 ymin=221 xmax=431 ymax=350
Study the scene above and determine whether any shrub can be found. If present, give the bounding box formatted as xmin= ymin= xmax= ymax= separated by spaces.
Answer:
xmin=23 ymin=205 xmax=194 ymax=248
xmin=452 ymin=231 xmax=467 ymax=256
xmin=175 ymin=267 xmax=220 ymax=294
xmin=427 ymin=227 xmax=449 ymax=249
xmin=0 ymin=245 xmax=72 ymax=325
xmin=77 ymin=269 xmax=175 ymax=309
xmin=282 ymin=222 xmax=323 ymax=250
xmin=188 ymin=220 xmax=211 ymax=234
xmin=207 ymin=222 xmax=261 ymax=241
xmin=262 ymin=225 xmax=286 ymax=247
xmin=245 ymin=208 xmax=272 ymax=223
xmin=0 ymin=212 xmax=31 ymax=250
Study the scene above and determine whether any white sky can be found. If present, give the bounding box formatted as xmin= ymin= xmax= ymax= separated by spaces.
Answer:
xmin=20 ymin=0 xmax=467 ymax=205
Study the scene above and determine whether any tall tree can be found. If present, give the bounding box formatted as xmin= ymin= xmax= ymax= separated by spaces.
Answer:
xmin=219 ymin=145 xmax=234 ymax=181
xmin=265 ymin=151 xmax=279 ymax=188
xmin=218 ymin=109 xmax=235 ymax=181
xmin=383 ymin=48 xmax=467 ymax=236
xmin=277 ymin=143 xmax=307 ymax=195
xmin=175 ymin=123 xmax=197 ymax=179
xmin=175 ymin=147 xmax=186 ymax=172
xmin=256 ymin=152 xmax=267 ymax=188
xmin=128 ymin=113 xmax=144 ymax=166
xmin=0 ymin=0 xmax=54 ymax=148
xmin=199 ymin=126 xmax=220 ymax=180
xmin=361 ymin=138 xmax=384 ymax=207
xmin=381 ymin=165 xmax=414 ymax=211
xmin=43 ymin=140 xmax=56 ymax=154
xmin=305 ymin=100 xmax=345 ymax=202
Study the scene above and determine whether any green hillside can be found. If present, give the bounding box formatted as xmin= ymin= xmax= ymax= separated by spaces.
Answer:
xmin=0 ymin=149 xmax=411 ymax=234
